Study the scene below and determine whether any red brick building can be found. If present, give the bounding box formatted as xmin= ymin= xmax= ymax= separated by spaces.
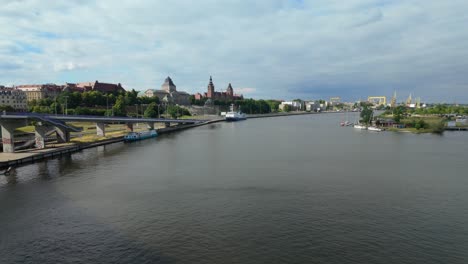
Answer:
xmin=64 ymin=81 xmax=125 ymax=93
xmin=194 ymin=76 xmax=243 ymax=101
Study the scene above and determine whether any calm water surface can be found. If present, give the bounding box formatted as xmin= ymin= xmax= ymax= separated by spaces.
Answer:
xmin=1 ymin=113 xmax=467 ymax=263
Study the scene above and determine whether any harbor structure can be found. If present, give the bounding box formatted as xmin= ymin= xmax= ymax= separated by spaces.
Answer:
xmin=367 ymin=96 xmax=387 ymax=106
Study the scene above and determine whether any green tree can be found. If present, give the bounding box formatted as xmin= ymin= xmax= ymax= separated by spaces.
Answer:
xmin=144 ymin=102 xmax=158 ymax=118
xmin=139 ymin=96 xmax=160 ymax=105
xmin=393 ymin=105 xmax=405 ymax=123
xmin=31 ymin=105 xmax=52 ymax=114
xmin=0 ymin=105 xmax=15 ymax=112
xmin=166 ymin=105 xmax=190 ymax=118
xmin=166 ymin=105 xmax=179 ymax=119
xmin=360 ymin=106 xmax=373 ymax=125
xmin=125 ymin=89 xmax=139 ymax=105
xmin=283 ymin=104 xmax=292 ymax=112
xmin=266 ymin=100 xmax=281 ymax=112
xmin=414 ymin=119 xmax=427 ymax=130
xmin=112 ymin=95 xmax=127 ymax=116
xmin=50 ymin=101 xmax=62 ymax=114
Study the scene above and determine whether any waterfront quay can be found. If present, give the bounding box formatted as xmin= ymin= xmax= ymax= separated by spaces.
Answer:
xmin=0 ymin=112 xmax=316 ymax=168
xmin=0 ymin=113 xmax=203 ymax=153
xmin=0 ymin=118 xmax=222 ymax=169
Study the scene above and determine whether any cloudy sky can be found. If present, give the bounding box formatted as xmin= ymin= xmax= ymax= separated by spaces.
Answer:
xmin=1 ymin=0 xmax=467 ymax=102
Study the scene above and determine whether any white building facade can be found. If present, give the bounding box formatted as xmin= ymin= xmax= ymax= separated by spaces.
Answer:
xmin=0 ymin=87 xmax=28 ymax=111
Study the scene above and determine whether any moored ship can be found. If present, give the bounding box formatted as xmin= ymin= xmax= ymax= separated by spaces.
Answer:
xmin=367 ymin=126 xmax=383 ymax=132
xmin=124 ymin=130 xmax=158 ymax=142
xmin=353 ymin=124 xmax=367 ymax=130
xmin=225 ymin=104 xmax=246 ymax=121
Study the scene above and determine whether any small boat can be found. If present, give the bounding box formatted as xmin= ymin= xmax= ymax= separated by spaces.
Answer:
xmin=353 ymin=124 xmax=367 ymax=130
xmin=368 ymin=126 xmax=383 ymax=132
xmin=340 ymin=112 xmax=353 ymax=126
xmin=225 ymin=104 xmax=246 ymax=121
xmin=341 ymin=121 xmax=353 ymax=126
xmin=124 ymin=130 xmax=158 ymax=142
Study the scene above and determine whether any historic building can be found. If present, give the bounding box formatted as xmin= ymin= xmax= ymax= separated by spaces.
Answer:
xmin=194 ymin=76 xmax=243 ymax=101
xmin=63 ymin=81 xmax=125 ymax=94
xmin=15 ymin=84 xmax=63 ymax=102
xmin=0 ymin=87 xmax=28 ymax=111
xmin=142 ymin=77 xmax=190 ymax=105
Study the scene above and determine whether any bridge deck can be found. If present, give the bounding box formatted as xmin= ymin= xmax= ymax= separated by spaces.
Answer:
xmin=0 ymin=113 xmax=204 ymax=124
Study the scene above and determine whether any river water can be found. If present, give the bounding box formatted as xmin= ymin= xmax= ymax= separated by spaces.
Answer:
xmin=1 ymin=113 xmax=467 ymax=264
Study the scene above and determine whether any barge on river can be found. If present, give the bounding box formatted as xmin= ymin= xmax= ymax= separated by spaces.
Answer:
xmin=124 ymin=130 xmax=158 ymax=142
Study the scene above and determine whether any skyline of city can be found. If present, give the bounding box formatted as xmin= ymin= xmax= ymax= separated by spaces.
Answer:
xmin=1 ymin=1 xmax=468 ymax=103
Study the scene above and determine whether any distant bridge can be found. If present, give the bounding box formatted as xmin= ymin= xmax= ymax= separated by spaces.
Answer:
xmin=0 ymin=112 xmax=204 ymax=153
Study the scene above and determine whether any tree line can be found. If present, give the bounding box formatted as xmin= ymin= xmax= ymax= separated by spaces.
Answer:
xmin=26 ymin=90 xmax=162 ymax=117
xmin=190 ymin=95 xmax=282 ymax=114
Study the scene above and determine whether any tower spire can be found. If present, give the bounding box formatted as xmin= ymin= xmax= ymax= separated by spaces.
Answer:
xmin=207 ymin=75 xmax=215 ymax=98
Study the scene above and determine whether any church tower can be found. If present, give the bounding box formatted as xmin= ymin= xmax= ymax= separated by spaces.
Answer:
xmin=226 ymin=83 xmax=234 ymax=97
xmin=161 ymin=76 xmax=176 ymax=93
xmin=207 ymin=76 xmax=215 ymax=98
xmin=390 ymin=90 xmax=397 ymax=108
xmin=406 ymin=93 xmax=412 ymax=106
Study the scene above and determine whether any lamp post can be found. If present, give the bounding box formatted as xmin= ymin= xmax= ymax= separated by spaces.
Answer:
xmin=64 ymin=96 xmax=69 ymax=116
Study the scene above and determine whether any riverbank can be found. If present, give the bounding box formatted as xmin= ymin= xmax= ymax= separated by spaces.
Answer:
xmin=0 ymin=118 xmax=225 ymax=169
xmin=0 ymin=112 xmax=322 ymax=169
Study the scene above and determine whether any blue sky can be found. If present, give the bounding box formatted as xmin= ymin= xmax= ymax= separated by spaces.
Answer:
xmin=1 ymin=0 xmax=467 ymax=103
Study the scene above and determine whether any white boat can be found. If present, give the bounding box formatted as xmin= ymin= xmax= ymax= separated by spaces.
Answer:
xmin=225 ymin=104 xmax=246 ymax=121
xmin=353 ymin=124 xmax=367 ymax=130
xmin=368 ymin=126 xmax=383 ymax=132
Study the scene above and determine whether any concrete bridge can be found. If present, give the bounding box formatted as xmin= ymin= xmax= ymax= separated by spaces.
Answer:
xmin=0 ymin=113 xmax=204 ymax=153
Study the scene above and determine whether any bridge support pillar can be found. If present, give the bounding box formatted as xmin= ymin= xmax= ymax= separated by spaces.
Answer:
xmin=96 ymin=122 xmax=106 ymax=137
xmin=126 ymin=123 xmax=134 ymax=132
xmin=164 ymin=122 xmax=170 ymax=128
xmin=55 ymin=127 xmax=70 ymax=143
xmin=35 ymin=125 xmax=52 ymax=149
xmin=146 ymin=122 xmax=154 ymax=130
xmin=1 ymin=121 xmax=19 ymax=153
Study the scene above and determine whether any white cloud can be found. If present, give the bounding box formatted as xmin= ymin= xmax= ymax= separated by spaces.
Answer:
xmin=0 ymin=0 xmax=468 ymax=102
xmin=235 ymin=88 xmax=257 ymax=94
xmin=53 ymin=61 xmax=87 ymax=72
